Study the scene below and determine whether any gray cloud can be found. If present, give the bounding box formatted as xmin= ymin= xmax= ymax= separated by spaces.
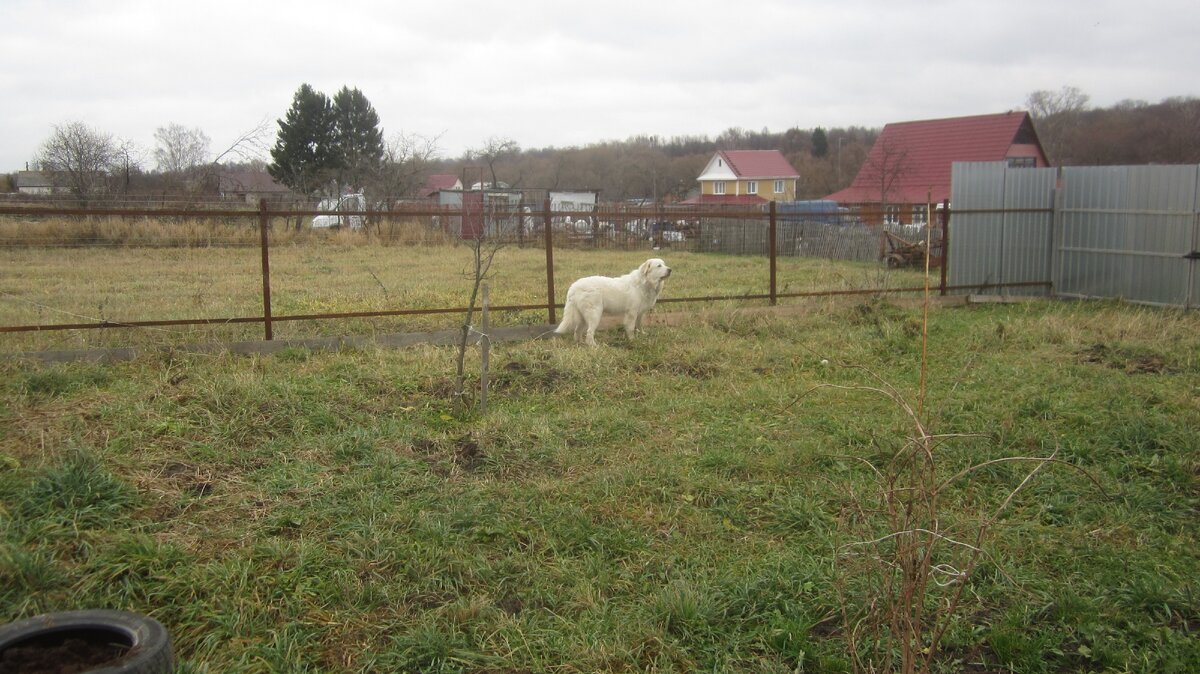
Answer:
xmin=2 ymin=0 xmax=1197 ymax=170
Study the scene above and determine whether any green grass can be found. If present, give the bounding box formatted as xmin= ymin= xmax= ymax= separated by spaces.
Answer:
xmin=2 ymin=296 xmax=1198 ymax=672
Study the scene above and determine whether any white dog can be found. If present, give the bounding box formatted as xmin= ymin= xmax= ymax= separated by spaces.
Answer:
xmin=555 ymin=258 xmax=672 ymax=346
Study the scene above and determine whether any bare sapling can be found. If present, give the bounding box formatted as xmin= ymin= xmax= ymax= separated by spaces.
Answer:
xmin=453 ymin=220 xmax=504 ymax=417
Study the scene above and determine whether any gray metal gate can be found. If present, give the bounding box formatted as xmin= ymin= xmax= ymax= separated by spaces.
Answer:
xmin=949 ymin=162 xmax=1200 ymax=308
xmin=1056 ymin=165 xmax=1199 ymax=308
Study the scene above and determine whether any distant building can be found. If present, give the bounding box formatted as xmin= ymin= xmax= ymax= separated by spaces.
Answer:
xmin=217 ymin=170 xmax=292 ymax=204
xmin=825 ymin=111 xmax=1050 ymax=225
xmin=684 ymin=150 xmax=800 ymax=205
xmin=15 ymin=171 xmax=56 ymax=195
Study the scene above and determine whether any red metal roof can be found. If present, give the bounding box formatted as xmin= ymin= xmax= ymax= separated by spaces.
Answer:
xmin=719 ymin=150 xmax=800 ymax=178
xmin=422 ymin=174 xmax=461 ymax=196
xmin=825 ymin=111 xmax=1046 ymax=205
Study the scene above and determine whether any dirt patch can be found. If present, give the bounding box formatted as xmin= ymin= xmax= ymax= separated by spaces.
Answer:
xmin=159 ymin=460 xmax=214 ymax=497
xmin=497 ymin=595 xmax=525 ymax=616
xmin=423 ymin=376 xmax=458 ymax=399
xmin=1080 ymin=343 xmax=1172 ymax=374
xmin=407 ymin=435 xmax=487 ymax=473
xmin=453 ymin=435 xmax=485 ymax=470
xmin=411 ymin=438 xmax=438 ymax=455
xmin=491 ymin=361 xmax=571 ymax=392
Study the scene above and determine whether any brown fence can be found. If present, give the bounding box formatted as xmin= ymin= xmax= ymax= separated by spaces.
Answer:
xmin=0 ymin=198 xmax=1006 ymax=351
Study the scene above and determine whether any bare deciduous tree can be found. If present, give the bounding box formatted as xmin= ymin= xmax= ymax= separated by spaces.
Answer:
xmin=1025 ymin=86 xmax=1090 ymax=164
xmin=1025 ymin=85 xmax=1090 ymax=120
xmin=35 ymin=121 xmax=121 ymax=202
xmin=856 ymin=137 xmax=914 ymax=223
xmin=371 ymin=131 xmax=442 ymax=206
xmin=111 ymin=138 xmax=145 ymax=197
xmin=452 ymin=215 xmax=506 ymax=417
xmin=212 ymin=118 xmax=272 ymax=165
xmin=468 ymin=137 xmax=520 ymax=188
xmin=154 ymin=124 xmax=211 ymax=174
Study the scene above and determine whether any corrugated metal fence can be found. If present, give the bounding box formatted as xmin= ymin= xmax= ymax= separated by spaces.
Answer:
xmin=949 ymin=162 xmax=1200 ymax=308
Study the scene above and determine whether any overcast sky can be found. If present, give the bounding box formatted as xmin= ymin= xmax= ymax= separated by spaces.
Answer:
xmin=3 ymin=0 xmax=1197 ymax=172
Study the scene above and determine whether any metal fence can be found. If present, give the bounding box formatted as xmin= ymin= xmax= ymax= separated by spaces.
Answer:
xmin=0 ymin=199 xmax=941 ymax=353
xmin=949 ymin=162 xmax=1200 ymax=309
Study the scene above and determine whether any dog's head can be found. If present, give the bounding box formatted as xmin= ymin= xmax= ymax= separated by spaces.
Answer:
xmin=638 ymin=258 xmax=672 ymax=289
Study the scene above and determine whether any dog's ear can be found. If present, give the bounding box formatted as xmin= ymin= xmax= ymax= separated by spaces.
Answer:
xmin=639 ymin=259 xmax=653 ymax=277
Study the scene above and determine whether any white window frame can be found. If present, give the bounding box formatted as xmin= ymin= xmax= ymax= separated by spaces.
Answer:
xmin=746 ymin=180 xmax=758 ymax=195
xmin=883 ymin=205 xmax=900 ymax=226
xmin=774 ymin=179 xmax=785 ymax=194
xmin=912 ymin=204 xmax=928 ymax=225
xmin=714 ymin=181 xmax=726 ymax=195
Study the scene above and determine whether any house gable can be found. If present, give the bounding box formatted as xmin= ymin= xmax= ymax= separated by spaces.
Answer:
xmin=697 ymin=154 xmax=739 ymax=181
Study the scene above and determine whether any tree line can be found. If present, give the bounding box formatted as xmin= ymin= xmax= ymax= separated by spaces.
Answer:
xmin=1026 ymin=86 xmax=1200 ymax=165
xmin=432 ymin=126 xmax=880 ymax=203
xmin=449 ymin=91 xmax=1200 ymax=202
xmin=9 ymin=84 xmax=1198 ymax=204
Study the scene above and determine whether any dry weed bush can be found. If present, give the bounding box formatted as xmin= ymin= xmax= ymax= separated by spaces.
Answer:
xmin=803 ymin=369 xmax=1103 ymax=674
xmin=796 ymin=256 xmax=1106 ymax=673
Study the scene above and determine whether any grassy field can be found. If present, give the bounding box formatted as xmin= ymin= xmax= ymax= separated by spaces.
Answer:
xmin=2 ymin=288 xmax=1198 ymax=672
xmin=1 ymin=233 xmax=926 ymax=353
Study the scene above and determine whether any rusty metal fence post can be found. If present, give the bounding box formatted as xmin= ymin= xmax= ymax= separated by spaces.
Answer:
xmin=768 ymin=200 xmax=777 ymax=305
xmin=939 ymin=198 xmax=950 ymax=296
xmin=259 ymin=199 xmax=274 ymax=340
xmin=542 ymin=198 xmax=556 ymax=325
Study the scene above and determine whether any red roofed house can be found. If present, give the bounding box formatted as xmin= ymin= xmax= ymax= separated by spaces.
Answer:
xmin=421 ymin=174 xmax=463 ymax=199
xmin=825 ymin=111 xmax=1049 ymax=225
xmin=684 ymin=150 xmax=800 ymax=205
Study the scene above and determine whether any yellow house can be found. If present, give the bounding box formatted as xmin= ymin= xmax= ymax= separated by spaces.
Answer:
xmin=686 ymin=150 xmax=800 ymax=205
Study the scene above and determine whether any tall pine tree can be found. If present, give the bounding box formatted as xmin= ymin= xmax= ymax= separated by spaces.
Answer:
xmin=812 ymin=127 xmax=829 ymax=158
xmin=268 ymin=84 xmax=337 ymax=196
xmin=332 ymin=86 xmax=385 ymax=191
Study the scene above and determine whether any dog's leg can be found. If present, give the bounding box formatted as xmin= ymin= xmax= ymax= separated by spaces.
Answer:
xmin=623 ymin=311 xmax=639 ymax=340
xmin=583 ymin=305 xmax=604 ymax=347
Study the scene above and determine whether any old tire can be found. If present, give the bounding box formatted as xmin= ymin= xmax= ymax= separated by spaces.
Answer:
xmin=0 ymin=609 xmax=174 ymax=673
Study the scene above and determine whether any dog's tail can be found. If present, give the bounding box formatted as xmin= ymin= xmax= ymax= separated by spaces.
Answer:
xmin=554 ymin=300 xmax=581 ymax=335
